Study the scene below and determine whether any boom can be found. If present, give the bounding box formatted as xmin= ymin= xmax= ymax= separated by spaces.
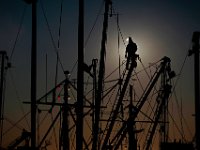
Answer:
xmin=110 ymin=57 xmax=171 ymax=150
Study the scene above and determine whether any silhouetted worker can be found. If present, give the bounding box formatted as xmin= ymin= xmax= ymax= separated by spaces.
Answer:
xmin=125 ymin=37 xmax=139 ymax=69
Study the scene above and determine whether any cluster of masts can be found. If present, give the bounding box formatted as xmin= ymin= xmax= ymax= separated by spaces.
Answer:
xmin=0 ymin=0 xmax=200 ymax=150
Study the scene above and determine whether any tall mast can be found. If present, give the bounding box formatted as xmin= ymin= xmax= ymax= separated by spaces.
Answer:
xmin=31 ymin=0 xmax=37 ymax=149
xmin=77 ymin=0 xmax=84 ymax=149
xmin=92 ymin=0 xmax=112 ymax=149
xmin=102 ymin=56 xmax=136 ymax=149
xmin=92 ymin=59 xmax=98 ymax=149
xmin=189 ymin=31 xmax=200 ymax=150
xmin=128 ymin=85 xmax=137 ymax=150
xmin=0 ymin=51 xmax=8 ymax=145
xmin=193 ymin=32 xmax=200 ymax=150
xmin=62 ymin=72 xmax=70 ymax=150
xmin=108 ymin=57 xmax=170 ymax=149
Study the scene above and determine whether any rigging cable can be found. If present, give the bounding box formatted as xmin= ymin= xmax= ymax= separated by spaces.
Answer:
xmin=3 ymin=117 xmax=24 ymax=132
xmin=168 ymin=110 xmax=187 ymax=142
xmin=84 ymin=1 xmax=104 ymax=47
xmin=180 ymin=87 xmax=185 ymax=141
xmin=36 ymin=109 xmax=60 ymax=149
xmin=139 ymin=58 xmax=161 ymax=109
xmin=2 ymin=111 xmax=30 ymax=136
xmin=172 ymin=83 xmax=187 ymax=140
xmin=131 ymin=59 xmax=161 ymax=78
xmin=137 ymin=59 xmax=163 ymax=130
xmin=8 ymin=70 xmax=30 ymax=130
xmin=50 ymin=111 xmax=59 ymax=150
xmin=171 ymin=79 xmax=193 ymax=140
xmin=6 ymin=3 xmax=31 ymax=133
xmin=69 ymin=1 xmax=104 ymax=77
xmin=57 ymin=0 xmax=64 ymax=49
xmin=104 ymin=60 xmax=126 ymax=81
xmin=115 ymin=13 xmax=127 ymax=132
xmin=139 ymin=58 xmax=151 ymax=79
xmin=168 ymin=43 xmax=194 ymax=141
xmin=69 ymin=1 xmax=104 ymax=78
xmin=112 ymin=8 xmax=126 ymax=47
xmin=117 ymin=13 xmax=121 ymax=86
xmin=133 ymin=69 xmax=144 ymax=91
xmin=9 ymin=5 xmax=27 ymax=61
xmin=39 ymin=0 xmax=65 ymax=74
xmin=53 ymin=1 xmax=64 ymax=124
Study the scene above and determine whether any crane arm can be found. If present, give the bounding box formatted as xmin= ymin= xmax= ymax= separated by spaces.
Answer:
xmin=111 ymin=57 xmax=171 ymax=149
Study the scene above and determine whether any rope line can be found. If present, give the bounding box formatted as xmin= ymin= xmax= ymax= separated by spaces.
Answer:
xmin=39 ymin=0 xmax=65 ymax=73
xmin=3 ymin=112 xmax=30 ymax=136
xmin=84 ymin=1 xmax=104 ymax=48
xmin=168 ymin=43 xmax=193 ymax=140
xmin=57 ymin=0 xmax=64 ymax=49
xmin=9 ymin=5 xmax=27 ymax=61
xmin=8 ymin=70 xmax=30 ymax=129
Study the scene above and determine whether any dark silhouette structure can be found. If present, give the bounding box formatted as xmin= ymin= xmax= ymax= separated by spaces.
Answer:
xmin=188 ymin=31 xmax=200 ymax=150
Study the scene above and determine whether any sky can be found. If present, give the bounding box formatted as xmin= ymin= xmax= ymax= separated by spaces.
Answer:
xmin=0 ymin=0 xmax=200 ymax=149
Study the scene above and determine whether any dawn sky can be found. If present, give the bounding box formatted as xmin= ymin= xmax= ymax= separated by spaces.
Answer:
xmin=0 ymin=0 xmax=200 ymax=149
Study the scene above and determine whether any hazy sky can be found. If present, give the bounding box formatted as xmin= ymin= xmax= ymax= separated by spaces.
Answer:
xmin=0 ymin=0 xmax=200 ymax=148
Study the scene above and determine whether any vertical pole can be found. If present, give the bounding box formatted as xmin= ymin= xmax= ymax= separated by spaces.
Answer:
xmin=128 ymin=85 xmax=137 ymax=150
xmin=77 ymin=0 xmax=84 ymax=149
xmin=0 ymin=51 xmax=7 ymax=146
xmin=102 ymin=57 xmax=136 ymax=149
xmin=45 ymin=54 xmax=47 ymax=102
xmin=128 ymin=85 xmax=132 ymax=150
xmin=92 ymin=59 xmax=97 ymax=146
xmin=163 ymin=69 xmax=169 ymax=144
xmin=31 ymin=0 xmax=37 ymax=149
xmin=108 ymin=57 xmax=170 ymax=149
xmin=192 ymin=31 xmax=200 ymax=150
xmin=93 ymin=1 xmax=111 ymax=149
xmin=0 ymin=51 xmax=6 ymax=122
xmin=62 ymin=73 xmax=69 ymax=150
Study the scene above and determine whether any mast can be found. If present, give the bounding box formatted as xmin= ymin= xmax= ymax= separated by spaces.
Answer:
xmin=189 ymin=31 xmax=200 ymax=150
xmin=109 ymin=57 xmax=171 ymax=150
xmin=0 ymin=51 xmax=8 ymax=145
xmin=62 ymin=72 xmax=70 ymax=150
xmin=92 ymin=0 xmax=112 ymax=149
xmin=92 ymin=59 xmax=98 ymax=149
xmin=145 ymin=84 xmax=172 ymax=150
xmin=102 ymin=57 xmax=136 ymax=149
xmin=77 ymin=0 xmax=84 ymax=149
xmin=31 ymin=0 xmax=37 ymax=149
xmin=193 ymin=32 xmax=200 ymax=150
xmin=128 ymin=85 xmax=137 ymax=150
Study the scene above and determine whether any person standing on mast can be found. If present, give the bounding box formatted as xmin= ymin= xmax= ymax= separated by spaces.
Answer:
xmin=125 ymin=37 xmax=139 ymax=69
